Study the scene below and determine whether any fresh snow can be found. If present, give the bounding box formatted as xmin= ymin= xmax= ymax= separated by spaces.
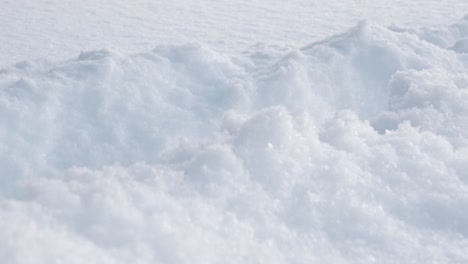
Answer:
xmin=1 ymin=1 xmax=468 ymax=263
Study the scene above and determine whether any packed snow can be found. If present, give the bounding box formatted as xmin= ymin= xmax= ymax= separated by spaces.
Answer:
xmin=1 ymin=1 xmax=468 ymax=263
xmin=3 ymin=0 xmax=468 ymax=67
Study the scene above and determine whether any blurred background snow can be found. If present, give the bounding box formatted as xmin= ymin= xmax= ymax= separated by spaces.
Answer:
xmin=2 ymin=0 xmax=468 ymax=66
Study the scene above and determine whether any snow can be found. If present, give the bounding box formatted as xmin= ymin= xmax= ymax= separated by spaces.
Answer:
xmin=2 ymin=0 xmax=468 ymax=67
xmin=1 ymin=1 xmax=468 ymax=263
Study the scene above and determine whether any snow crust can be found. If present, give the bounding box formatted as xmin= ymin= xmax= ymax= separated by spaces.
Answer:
xmin=1 ymin=15 xmax=468 ymax=264
xmin=3 ymin=0 xmax=468 ymax=67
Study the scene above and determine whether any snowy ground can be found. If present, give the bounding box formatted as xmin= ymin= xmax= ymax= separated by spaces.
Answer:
xmin=2 ymin=0 xmax=468 ymax=66
xmin=1 ymin=1 xmax=468 ymax=263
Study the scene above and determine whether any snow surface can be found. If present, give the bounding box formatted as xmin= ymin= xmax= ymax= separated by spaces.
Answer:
xmin=1 ymin=1 xmax=468 ymax=263
xmin=2 ymin=0 xmax=468 ymax=67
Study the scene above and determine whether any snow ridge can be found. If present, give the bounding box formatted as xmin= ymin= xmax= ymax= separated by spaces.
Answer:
xmin=1 ymin=17 xmax=468 ymax=263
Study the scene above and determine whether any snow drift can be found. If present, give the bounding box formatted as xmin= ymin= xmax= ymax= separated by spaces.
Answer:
xmin=1 ymin=16 xmax=468 ymax=263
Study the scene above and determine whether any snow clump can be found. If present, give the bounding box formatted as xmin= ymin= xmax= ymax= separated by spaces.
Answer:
xmin=1 ymin=16 xmax=468 ymax=263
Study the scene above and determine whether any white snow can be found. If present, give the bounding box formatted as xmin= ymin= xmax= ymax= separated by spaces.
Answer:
xmin=2 ymin=0 xmax=468 ymax=67
xmin=1 ymin=1 xmax=468 ymax=263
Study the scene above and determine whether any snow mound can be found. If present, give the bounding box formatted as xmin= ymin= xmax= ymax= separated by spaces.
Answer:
xmin=1 ymin=17 xmax=468 ymax=263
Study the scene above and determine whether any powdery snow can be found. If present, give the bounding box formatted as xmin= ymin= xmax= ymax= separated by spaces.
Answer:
xmin=1 ymin=2 xmax=468 ymax=264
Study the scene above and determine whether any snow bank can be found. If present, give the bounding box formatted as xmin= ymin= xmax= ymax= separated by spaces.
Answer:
xmin=1 ymin=16 xmax=468 ymax=263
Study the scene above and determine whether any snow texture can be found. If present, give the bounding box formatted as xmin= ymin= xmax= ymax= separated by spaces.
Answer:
xmin=1 ymin=2 xmax=468 ymax=264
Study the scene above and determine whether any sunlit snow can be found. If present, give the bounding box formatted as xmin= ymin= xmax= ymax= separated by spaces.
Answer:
xmin=1 ymin=1 xmax=468 ymax=263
